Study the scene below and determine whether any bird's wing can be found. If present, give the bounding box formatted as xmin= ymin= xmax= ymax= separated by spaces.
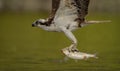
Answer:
xmin=54 ymin=0 xmax=90 ymax=25
xmin=74 ymin=0 xmax=90 ymax=20
xmin=47 ymin=0 xmax=60 ymax=24
xmin=51 ymin=0 xmax=60 ymax=17
xmin=46 ymin=0 xmax=60 ymax=25
xmin=48 ymin=0 xmax=90 ymax=25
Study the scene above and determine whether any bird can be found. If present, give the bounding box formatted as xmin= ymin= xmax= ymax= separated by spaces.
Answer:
xmin=32 ymin=0 xmax=110 ymax=60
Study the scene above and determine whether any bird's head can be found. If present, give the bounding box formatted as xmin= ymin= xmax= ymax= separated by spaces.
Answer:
xmin=32 ymin=19 xmax=47 ymax=27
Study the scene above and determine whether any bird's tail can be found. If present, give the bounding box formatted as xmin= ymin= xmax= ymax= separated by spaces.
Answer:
xmin=81 ymin=20 xmax=111 ymax=27
xmin=86 ymin=20 xmax=111 ymax=24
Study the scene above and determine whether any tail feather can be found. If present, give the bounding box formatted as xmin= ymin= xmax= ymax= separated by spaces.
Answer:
xmin=86 ymin=20 xmax=111 ymax=24
xmin=80 ymin=20 xmax=111 ymax=27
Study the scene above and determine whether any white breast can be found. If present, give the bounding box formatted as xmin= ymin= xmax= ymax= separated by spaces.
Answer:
xmin=53 ymin=0 xmax=79 ymax=31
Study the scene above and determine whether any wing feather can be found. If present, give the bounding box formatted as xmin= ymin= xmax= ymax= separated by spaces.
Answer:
xmin=74 ymin=0 xmax=90 ymax=19
xmin=46 ymin=0 xmax=60 ymax=26
xmin=50 ymin=0 xmax=60 ymax=18
xmin=47 ymin=0 xmax=60 ymax=24
xmin=53 ymin=0 xmax=90 ymax=20
xmin=47 ymin=0 xmax=90 ymax=26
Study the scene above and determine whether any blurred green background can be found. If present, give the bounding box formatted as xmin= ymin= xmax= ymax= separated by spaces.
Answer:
xmin=0 ymin=0 xmax=120 ymax=71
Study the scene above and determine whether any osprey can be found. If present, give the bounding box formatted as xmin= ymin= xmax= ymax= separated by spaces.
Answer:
xmin=32 ymin=0 xmax=110 ymax=60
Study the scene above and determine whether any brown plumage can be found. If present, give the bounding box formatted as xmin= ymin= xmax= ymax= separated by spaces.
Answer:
xmin=47 ymin=0 xmax=90 ymax=26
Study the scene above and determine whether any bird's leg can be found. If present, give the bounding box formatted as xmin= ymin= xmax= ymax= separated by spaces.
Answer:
xmin=61 ymin=27 xmax=78 ymax=52
xmin=68 ymin=42 xmax=78 ymax=52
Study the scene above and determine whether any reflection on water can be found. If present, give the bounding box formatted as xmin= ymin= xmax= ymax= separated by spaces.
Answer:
xmin=0 ymin=56 xmax=120 ymax=71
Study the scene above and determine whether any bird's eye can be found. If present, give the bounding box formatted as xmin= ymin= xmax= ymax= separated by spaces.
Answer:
xmin=35 ymin=20 xmax=45 ymax=25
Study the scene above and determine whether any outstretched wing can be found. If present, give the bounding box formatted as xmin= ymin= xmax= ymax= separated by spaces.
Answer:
xmin=47 ymin=0 xmax=90 ymax=26
xmin=74 ymin=0 xmax=90 ymax=19
xmin=51 ymin=0 xmax=60 ymax=17
xmin=47 ymin=0 xmax=60 ymax=24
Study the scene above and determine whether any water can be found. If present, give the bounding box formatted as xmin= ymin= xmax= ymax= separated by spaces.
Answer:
xmin=0 ymin=12 xmax=120 ymax=71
